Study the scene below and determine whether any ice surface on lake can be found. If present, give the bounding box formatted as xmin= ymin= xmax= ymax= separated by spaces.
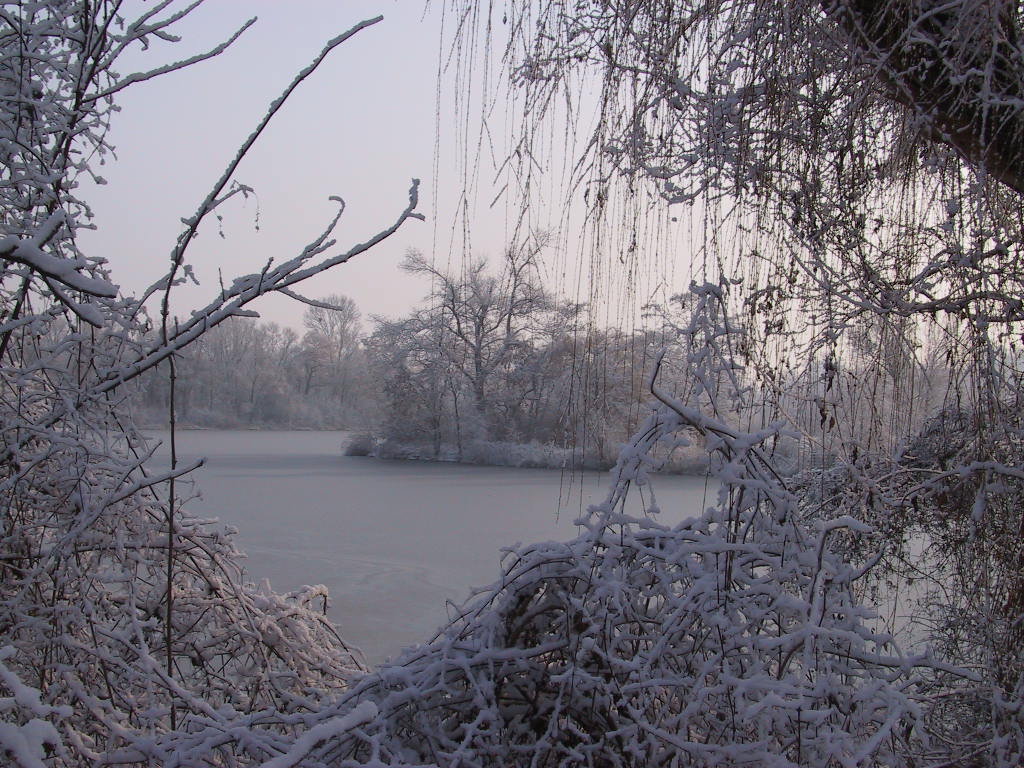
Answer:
xmin=149 ymin=430 xmax=715 ymax=664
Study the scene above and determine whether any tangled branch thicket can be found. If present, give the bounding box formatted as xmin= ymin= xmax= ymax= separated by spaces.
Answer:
xmin=423 ymin=0 xmax=1024 ymax=765
xmin=0 ymin=4 xmax=424 ymax=766
xmin=168 ymin=284 xmax=919 ymax=767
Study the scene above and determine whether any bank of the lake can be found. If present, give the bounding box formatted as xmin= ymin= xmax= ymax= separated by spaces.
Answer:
xmin=147 ymin=429 xmax=717 ymax=665
xmin=358 ymin=435 xmax=712 ymax=474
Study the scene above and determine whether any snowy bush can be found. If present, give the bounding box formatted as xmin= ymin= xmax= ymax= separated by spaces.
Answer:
xmin=177 ymin=411 xmax=922 ymax=767
xmin=0 ymin=2 xmax=418 ymax=764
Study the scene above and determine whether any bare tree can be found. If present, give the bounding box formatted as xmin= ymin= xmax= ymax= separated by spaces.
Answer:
xmin=0 ymin=3 xmax=421 ymax=764
xmin=366 ymin=309 xmax=459 ymax=455
xmin=401 ymin=243 xmax=552 ymax=439
xmin=302 ymin=294 xmax=362 ymax=406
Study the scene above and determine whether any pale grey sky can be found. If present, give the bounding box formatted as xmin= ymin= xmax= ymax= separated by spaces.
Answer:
xmin=80 ymin=1 xmax=512 ymax=331
xmin=79 ymin=1 xmax=689 ymax=335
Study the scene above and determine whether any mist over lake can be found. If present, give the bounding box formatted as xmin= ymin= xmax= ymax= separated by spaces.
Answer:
xmin=148 ymin=429 xmax=715 ymax=664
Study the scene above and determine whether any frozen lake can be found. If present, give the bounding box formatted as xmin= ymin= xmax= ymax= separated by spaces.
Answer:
xmin=148 ymin=430 xmax=715 ymax=664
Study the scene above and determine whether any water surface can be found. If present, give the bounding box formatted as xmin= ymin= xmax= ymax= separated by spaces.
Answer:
xmin=149 ymin=430 xmax=715 ymax=664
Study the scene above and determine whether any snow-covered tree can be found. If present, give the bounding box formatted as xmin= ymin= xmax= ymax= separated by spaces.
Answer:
xmin=437 ymin=0 xmax=1024 ymax=763
xmin=0 ymin=3 xmax=421 ymax=765
xmin=301 ymin=294 xmax=363 ymax=406
xmin=400 ymin=244 xmax=553 ymax=439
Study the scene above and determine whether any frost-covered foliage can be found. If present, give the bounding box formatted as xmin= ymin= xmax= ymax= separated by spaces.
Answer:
xmin=132 ymin=310 xmax=376 ymax=430
xmin=366 ymin=251 xmax=663 ymax=466
xmin=451 ymin=0 xmax=1024 ymax=403
xmin=442 ymin=1 xmax=1024 ymax=765
xmin=163 ymin=285 xmax=922 ymax=767
xmin=0 ymin=3 xmax=421 ymax=765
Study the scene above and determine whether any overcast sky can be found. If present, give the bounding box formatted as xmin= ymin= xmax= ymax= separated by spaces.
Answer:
xmin=79 ymin=1 xmax=517 ymax=331
xmin=77 ymin=0 xmax=691 ymax=337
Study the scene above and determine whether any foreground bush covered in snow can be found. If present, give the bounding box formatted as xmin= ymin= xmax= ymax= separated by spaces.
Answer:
xmin=0 ymin=3 xmax=414 ymax=764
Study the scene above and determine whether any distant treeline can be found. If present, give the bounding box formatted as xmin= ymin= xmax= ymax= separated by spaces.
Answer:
xmin=134 ymin=295 xmax=373 ymax=429
xmin=133 ymin=249 xmax=708 ymax=470
xmin=135 ymin=247 xmax=950 ymax=476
